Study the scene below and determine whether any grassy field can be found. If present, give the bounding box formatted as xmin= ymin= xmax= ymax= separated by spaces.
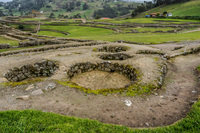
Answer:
xmin=38 ymin=25 xmax=200 ymax=44
xmin=40 ymin=25 xmax=113 ymax=38
xmin=0 ymin=99 xmax=199 ymax=132
xmin=0 ymin=36 xmax=19 ymax=47
xmin=93 ymin=18 xmax=200 ymax=24
xmin=136 ymin=0 xmax=200 ymax=18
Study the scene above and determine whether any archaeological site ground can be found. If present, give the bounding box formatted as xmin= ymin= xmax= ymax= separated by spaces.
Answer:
xmin=0 ymin=16 xmax=200 ymax=132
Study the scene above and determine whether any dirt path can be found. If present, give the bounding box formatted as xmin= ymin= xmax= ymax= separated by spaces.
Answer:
xmin=183 ymin=28 xmax=200 ymax=33
xmin=0 ymin=43 xmax=199 ymax=128
xmin=0 ymin=35 xmax=21 ymax=41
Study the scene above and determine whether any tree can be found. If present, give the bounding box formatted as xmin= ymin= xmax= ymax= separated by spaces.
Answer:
xmin=49 ymin=13 xmax=55 ymax=18
xmin=83 ymin=3 xmax=89 ymax=10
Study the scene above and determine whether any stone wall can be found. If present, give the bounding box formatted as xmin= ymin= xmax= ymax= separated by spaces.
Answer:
xmin=19 ymin=40 xmax=65 ymax=47
xmin=0 ymin=42 xmax=106 ymax=57
xmin=136 ymin=50 xmax=165 ymax=55
xmin=97 ymin=46 xmax=128 ymax=52
xmin=4 ymin=60 xmax=58 ymax=82
xmin=67 ymin=62 xmax=137 ymax=82
xmin=0 ymin=44 xmax=10 ymax=49
xmin=99 ymin=53 xmax=132 ymax=60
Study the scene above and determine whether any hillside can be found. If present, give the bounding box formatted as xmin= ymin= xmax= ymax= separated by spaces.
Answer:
xmin=1 ymin=0 xmax=140 ymax=18
xmin=135 ymin=0 xmax=200 ymax=18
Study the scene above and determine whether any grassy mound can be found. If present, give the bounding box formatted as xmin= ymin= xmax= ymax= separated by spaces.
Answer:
xmin=0 ymin=99 xmax=200 ymax=132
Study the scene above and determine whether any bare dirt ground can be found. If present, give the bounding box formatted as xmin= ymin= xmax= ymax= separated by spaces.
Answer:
xmin=0 ymin=41 xmax=200 ymax=128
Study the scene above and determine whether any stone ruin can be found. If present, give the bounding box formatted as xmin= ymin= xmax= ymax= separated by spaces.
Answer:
xmin=97 ymin=46 xmax=128 ymax=52
xmin=99 ymin=53 xmax=132 ymax=60
xmin=4 ymin=60 xmax=58 ymax=82
xmin=67 ymin=62 xmax=138 ymax=82
xmin=0 ymin=44 xmax=10 ymax=49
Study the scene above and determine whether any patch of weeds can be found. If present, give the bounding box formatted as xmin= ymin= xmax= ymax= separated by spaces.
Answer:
xmin=154 ymin=57 xmax=159 ymax=61
xmin=0 ymin=78 xmax=45 ymax=88
xmin=92 ymin=47 xmax=98 ymax=52
xmin=56 ymin=79 xmax=156 ymax=97
xmin=73 ymin=52 xmax=82 ymax=54
xmin=197 ymin=66 xmax=200 ymax=71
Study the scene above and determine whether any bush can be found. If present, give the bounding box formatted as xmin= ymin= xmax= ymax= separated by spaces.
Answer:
xmin=18 ymin=25 xmax=24 ymax=30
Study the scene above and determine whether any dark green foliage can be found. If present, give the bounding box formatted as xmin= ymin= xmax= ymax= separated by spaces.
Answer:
xmin=49 ymin=13 xmax=55 ymax=19
xmin=83 ymin=3 xmax=89 ymax=10
xmin=18 ymin=25 xmax=24 ymax=30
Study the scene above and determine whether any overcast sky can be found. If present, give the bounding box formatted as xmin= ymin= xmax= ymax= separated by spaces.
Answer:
xmin=0 ymin=0 xmax=12 ymax=2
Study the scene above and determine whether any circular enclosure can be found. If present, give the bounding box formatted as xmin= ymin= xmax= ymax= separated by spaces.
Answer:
xmin=67 ymin=62 xmax=138 ymax=90
xmin=99 ymin=53 xmax=132 ymax=60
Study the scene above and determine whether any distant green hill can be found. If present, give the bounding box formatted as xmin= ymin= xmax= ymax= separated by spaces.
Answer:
xmin=1 ymin=0 xmax=139 ymax=18
xmin=135 ymin=0 xmax=200 ymax=18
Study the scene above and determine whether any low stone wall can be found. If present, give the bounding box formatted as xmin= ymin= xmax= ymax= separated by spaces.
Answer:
xmin=97 ymin=46 xmax=128 ymax=52
xmin=0 ymin=44 xmax=10 ymax=49
xmin=19 ymin=40 xmax=65 ymax=47
xmin=136 ymin=50 xmax=165 ymax=55
xmin=116 ymin=40 xmax=145 ymax=45
xmin=0 ymin=42 xmax=106 ymax=57
xmin=40 ymin=29 xmax=69 ymax=35
xmin=67 ymin=62 xmax=137 ymax=82
xmin=4 ymin=60 xmax=58 ymax=82
xmin=165 ymin=46 xmax=200 ymax=59
xmin=99 ymin=53 xmax=132 ymax=60
xmin=6 ymin=33 xmax=30 ymax=40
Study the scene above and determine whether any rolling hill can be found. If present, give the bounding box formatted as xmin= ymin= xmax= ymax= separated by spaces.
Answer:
xmin=135 ymin=0 xmax=200 ymax=18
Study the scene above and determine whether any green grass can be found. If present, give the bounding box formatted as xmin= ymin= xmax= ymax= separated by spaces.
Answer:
xmin=197 ymin=66 xmax=200 ymax=71
xmin=38 ymin=31 xmax=67 ymax=38
xmin=38 ymin=24 xmax=200 ymax=44
xmin=0 ymin=36 xmax=19 ymax=46
xmin=136 ymin=0 xmax=200 ymax=18
xmin=40 ymin=25 xmax=113 ymax=38
xmin=94 ymin=18 xmax=199 ymax=24
xmin=0 ymin=99 xmax=200 ymax=132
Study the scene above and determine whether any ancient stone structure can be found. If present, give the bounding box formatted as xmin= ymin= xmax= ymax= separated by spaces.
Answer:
xmin=5 ymin=60 xmax=58 ymax=82
xmin=67 ymin=62 xmax=138 ymax=82
xmin=0 ymin=44 xmax=10 ymax=49
xmin=97 ymin=46 xmax=128 ymax=52
xmin=19 ymin=40 xmax=64 ymax=47
xmin=99 ymin=53 xmax=132 ymax=60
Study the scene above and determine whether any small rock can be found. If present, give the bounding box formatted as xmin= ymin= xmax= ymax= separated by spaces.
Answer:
xmin=16 ymin=95 xmax=30 ymax=100
xmin=124 ymin=100 xmax=132 ymax=106
xmin=31 ymin=89 xmax=44 ymax=96
xmin=0 ymin=78 xmax=8 ymax=82
xmin=160 ymin=96 xmax=164 ymax=98
xmin=44 ymin=83 xmax=57 ymax=91
xmin=191 ymin=90 xmax=196 ymax=93
xmin=25 ymin=84 xmax=35 ymax=91
xmin=145 ymin=122 xmax=149 ymax=126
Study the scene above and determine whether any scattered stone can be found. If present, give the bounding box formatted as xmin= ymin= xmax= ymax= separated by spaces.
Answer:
xmin=44 ymin=83 xmax=57 ymax=91
xmin=0 ymin=78 xmax=8 ymax=82
xmin=160 ymin=96 xmax=164 ymax=98
xmin=145 ymin=122 xmax=149 ymax=127
xmin=16 ymin=95 xmax=30 ymax=100
xmin=124 ymin=100 xmax=132 ymax=106
xmin=31 ymin=89 xmax=44 ymax=96
xmin=25 ymin=84 xmax=35 ymax=91
xmin=191 ymin=90 xmax=197 ymax=93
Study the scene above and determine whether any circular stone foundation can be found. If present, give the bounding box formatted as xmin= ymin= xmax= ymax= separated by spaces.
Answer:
xmin=71 ymin=70 xmax=131 ymax=90
xmin=96 ymin=46 xmax=128 ymax=52
xmin=99 ymin=53 xmax=132 ymax=60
